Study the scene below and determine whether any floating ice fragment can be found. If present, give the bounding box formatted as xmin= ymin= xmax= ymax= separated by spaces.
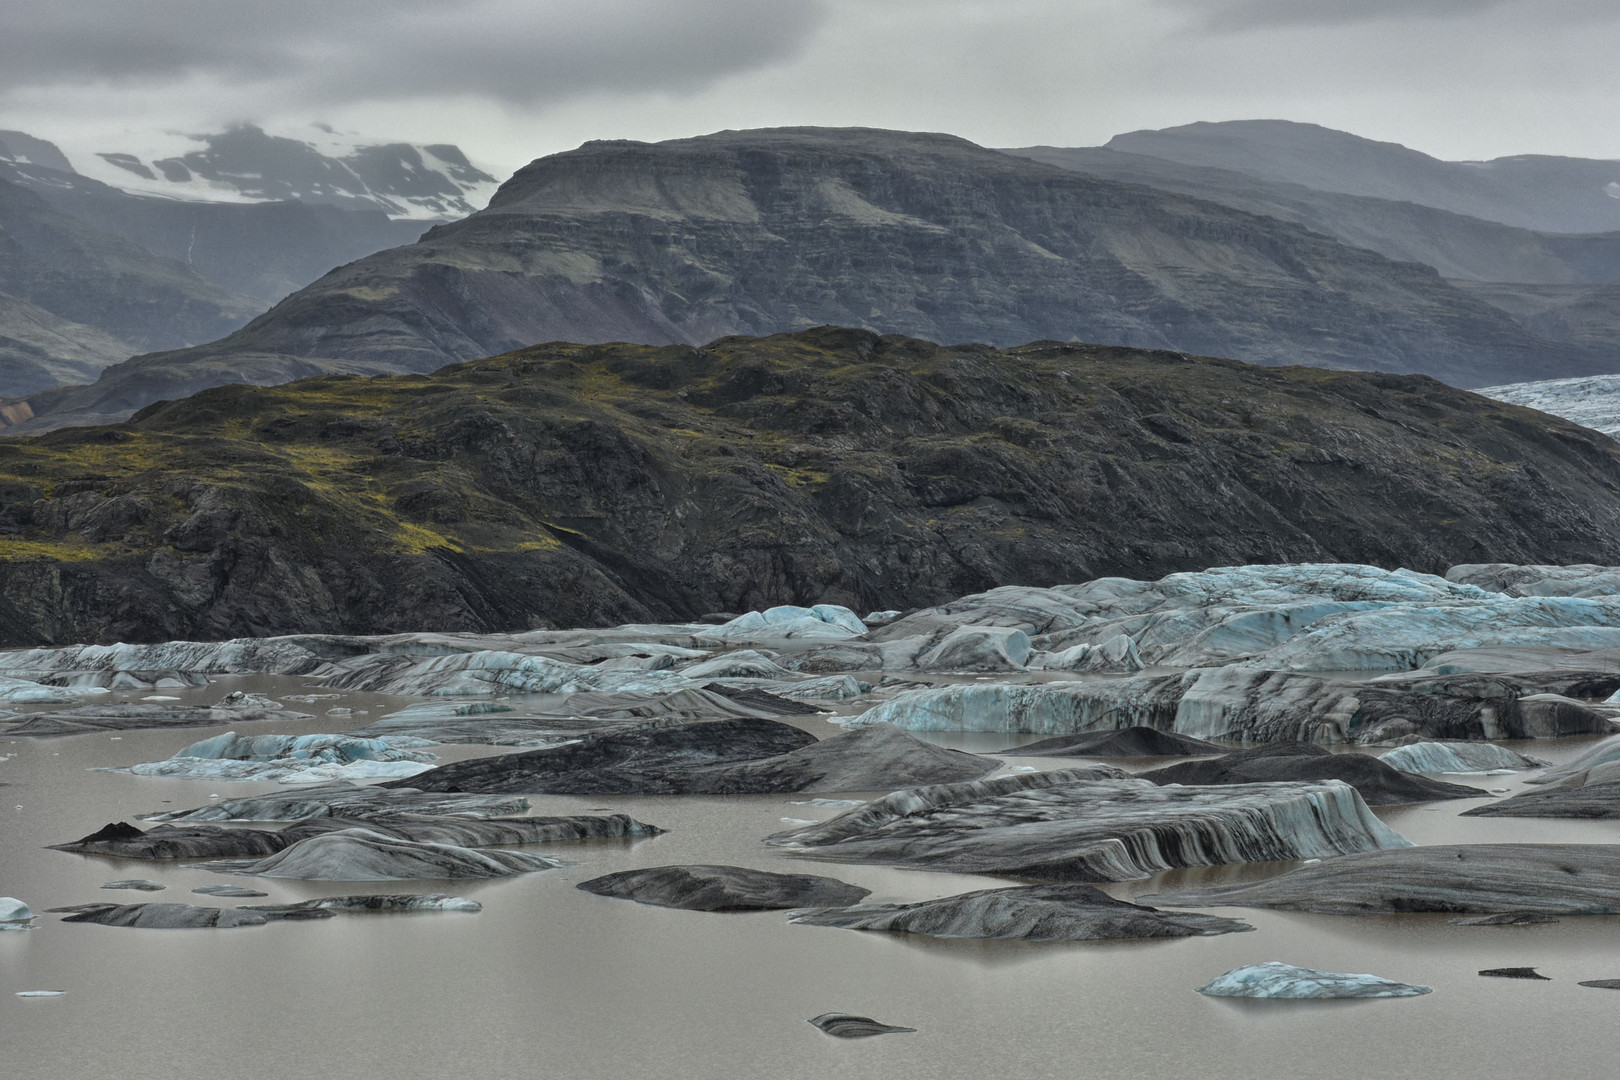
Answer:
xmin=1197 ymin=961 xmax=1431 ymax=999
xmin=17 ymin=990 xmax=65 ymax=997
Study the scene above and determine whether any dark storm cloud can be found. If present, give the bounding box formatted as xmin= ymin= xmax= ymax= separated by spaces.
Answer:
xmin=0 ymin=0 xmax=828 ymax=103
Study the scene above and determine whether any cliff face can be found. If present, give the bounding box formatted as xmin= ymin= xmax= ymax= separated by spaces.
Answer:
xmin=3 ymin=328 xmax=1620 ymax=646
xmin=11 ymin=128 xmax=1608 ymax=431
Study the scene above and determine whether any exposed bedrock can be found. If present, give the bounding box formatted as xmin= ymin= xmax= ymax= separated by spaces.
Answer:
xmin=198 ymin=828 xmax=566 ymax=880
xmin=1195 ymin=962 xmax=1431 ymax=999
xmin=1378 ymin=741 xmax=1550 ymax=775
xmin=54 ymin=813 xmax=661 ymax=859
xmin=997 ymin=727 xmax=1226 ymax=758
xmin=1146 ymin=844 xmax=1620 ymax=914
xmin=788 ymin=882 xmax=1254 ymax=941
xmin=0 ymin=703 xmax=312 ymax=737
xmin=140 ymin=781 xmax=532 ymax=823
xmin=766 ymin=769 xmax=1409 ymax=882
xmin=577 ymin=865 xmax=871 ymax=911
xmin=808 ymin=1014 xmax=915 ymax=1038
xmin=50 ymin=902 xmax=267 ymax=929
xmin=392 ymin=719 xmax=996 ymax=795
xmin=1138 ymin=744 xmax=1485 ymax=805
xmin=845 ymin=668 xmax=1614 ymax=745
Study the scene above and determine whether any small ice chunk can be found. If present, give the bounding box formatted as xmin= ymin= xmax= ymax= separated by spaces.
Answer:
xmin=102 ymin=879 xmax=166 ymax=891
xmin=17 ymin=990 xmax=65 ymax=997
xmin=0 ymin=896 xmax=34 ymax=924
xmin=780 ymin=817 xmax=818 ymax=825
xmin=1197 ymin=961 xmax=1431 ymax=999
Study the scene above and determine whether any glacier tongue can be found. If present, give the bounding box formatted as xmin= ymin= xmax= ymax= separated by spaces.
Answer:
xmin=766 ymin=769 xmax=1410 ymax=882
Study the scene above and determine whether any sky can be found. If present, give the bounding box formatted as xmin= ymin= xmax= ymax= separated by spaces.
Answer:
xmin=3 ymin=0 xmax=1618 ymax=179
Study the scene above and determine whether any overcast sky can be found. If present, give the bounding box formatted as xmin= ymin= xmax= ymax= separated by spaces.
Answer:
xmin=3 ymin=0 xmax=1617 ymax=178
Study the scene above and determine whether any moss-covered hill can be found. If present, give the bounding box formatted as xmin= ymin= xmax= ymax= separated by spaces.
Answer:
xmin=3 ymin=326 xmax=1619 ymax=645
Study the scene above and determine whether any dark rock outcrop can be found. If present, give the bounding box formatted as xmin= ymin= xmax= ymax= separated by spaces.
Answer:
xmin=788 ymin=882 xmax=1253 ymax=941
xmin=577 ymin=865 xmax=871 ymax=911
xmin=1147 ymin=844 xmax=1620 ymax=915
xmin=1138 ymin=743 xmax=1486 ymax=805
xmin=9 ymin=328 xmax=1620 ymax=645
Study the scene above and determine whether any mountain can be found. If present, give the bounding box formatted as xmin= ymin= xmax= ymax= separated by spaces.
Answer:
xmin=6 ymin=126 xmax=1609 ymax=432
xmin=53 ymin=124 xmax=501 ymax=222
xmin=0 ymin=127 xmax=485 ymax=398
xmin=4 ymin=328 xmax=1620 ymax=646
xmin=1104 ymin=120 xmax=1620 ymax=234
xmin=0 ymin=176 xmax=260 ymax=395
xmin=1007 ymin=145 xmax=1620 ymax=286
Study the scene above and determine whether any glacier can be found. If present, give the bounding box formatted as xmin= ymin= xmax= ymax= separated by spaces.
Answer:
xmin=1378 ymin=741 xmax=1550 ymax=775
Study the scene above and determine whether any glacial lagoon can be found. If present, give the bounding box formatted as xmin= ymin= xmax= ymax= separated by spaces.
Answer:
xmin=6 ymin=565 xmax=1620 ymax=1079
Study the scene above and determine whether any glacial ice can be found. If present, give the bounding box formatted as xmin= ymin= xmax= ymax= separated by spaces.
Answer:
xmin=101 ymin=879 xmax=165 ymax=891
xmin=0 ymin=703 xmax=311 ymax=737
xmin=767 ymin=769 xmax=1409 ymax=882
xmin=578 ymin=865 xmax=871 ymax=911
xmin=52 ymin=902 xmax=268 ymax=929
xmin=1147 ymin=844 xmax=1620 ymax=914
xmin=677 ymin=650 xmax=792 ymax=679
xmin=916 ymin=626 xmax=1031 ymax=672
xmin=140 ymin=781 xmax=531 ymax=822
xmin=0 ymin=896 xmax=33 ymax=927
xmin=1522 ymin=733 xmax=1620 ymax=786
xmin=244 ymin=893 xmax=483 ymax=915
xmin=808 ymin=1013 xmax=915 ymax=1038
xmin=111 ymin=731 xmax=440 ymax=784
xmin=1195 ymin=962 xmax=1431 ymax=999
xmin=0 ymin=638 xmax=322 ymax=677
xmin=698 ymin=605 xmax=866 ymax=642
xmin=1378 ymin=741 xmax=1550 ymax=775
xmin=844 ymin=666 xmax=1612 ymax=745
xmin=1447 ymin=563 xmax=1620 ymax=599
xmin=788 ymin=882 xmax=1254 ymax=941
xmin=0 ymin=675 xmax=106 ymax=704
xmin=199 ymin=828 xmax=565 ymax=880
xmin=316 ymin=649 xmax=695 ymax=697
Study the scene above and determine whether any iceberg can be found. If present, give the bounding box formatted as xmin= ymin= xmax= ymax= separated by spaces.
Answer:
xmin=243 ymin=893 xmax=482 ymax=915
xmin=316 ymin=649 xmax=696 ymax=697
xmin=1196 ymin=962 xmax=1430 ymax=999
xmin=51 ymin=902 xmax=268 ymax=929
xmin=577 ymin=865 xmax=871 ymax=911
xmin=110 ymin=731 xmax=440 ymax=784
xmin=0 ymin=638 xmax=321 ymax=678
xmin=1378 ymin=741 xmax=1550 ymax=775
xmin=807 ymin=1013 xmax=915 ymax=1038
xmin=0 ymin=896 xmax=33 ymax=928
xmin=789 ymin=883 xmax=1253 ymax=941
xmin=139 ymin=781 xmax=531 ymax=823
xmin=198 ymin=828 xmax=565 ymax=880
xmin=0 ymin=675 xmax=107 ymax=704
xmin=1146 ymin=843 xmax=1620 ymax=914
xmin=698 ymin=605 xmax=867 ymax=642
xmin=767 ymin=769 xmax=1409 ymax=882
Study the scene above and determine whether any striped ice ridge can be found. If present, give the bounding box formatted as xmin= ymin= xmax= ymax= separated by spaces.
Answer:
xmin=766 ymin=769 xmax=1410 ymax=883
xmin=1378 ymin=741 xmax=1549 ymax=775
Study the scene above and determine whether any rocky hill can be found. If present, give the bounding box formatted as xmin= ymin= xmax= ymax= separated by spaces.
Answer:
xmin=6 ymin=127 xmax=1609 ymax=432
xmin=3 ymin=328 xmax=1620 ymax=646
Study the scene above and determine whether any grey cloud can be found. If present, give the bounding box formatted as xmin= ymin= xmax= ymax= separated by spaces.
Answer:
xmin=1162 ymin=0 xmax=1524 ymax=30
xmin=0 ymin=0 xmax=828 ymax=104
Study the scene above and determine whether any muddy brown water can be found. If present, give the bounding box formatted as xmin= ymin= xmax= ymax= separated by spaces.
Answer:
xmin=3 ymin=673 xmax=1619 ymax=1080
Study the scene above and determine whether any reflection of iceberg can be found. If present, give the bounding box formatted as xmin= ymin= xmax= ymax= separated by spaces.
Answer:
xmin=110 ymin=731 xmax=438 ymax=784
xmin=1196 ymin=962 xmax=1430 ymax=999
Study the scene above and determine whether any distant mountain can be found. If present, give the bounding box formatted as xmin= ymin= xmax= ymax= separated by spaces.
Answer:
xmin=0 ymin=176 xmax=259 ymax=395
xmin=7 ymin=126 xmax=1608 ymax=431
xmin=1103 ymin=120 xmax=1620 ymax=234
xmin=56 ymin=124 xmax=501 ymax=222
xmin=1008 ymin=145 xmax=1620 ymax=286
xmin=4 ymin=328 xmax=1620 ymax=645
xmin=0 ymin=127 xmax=490 ymax=398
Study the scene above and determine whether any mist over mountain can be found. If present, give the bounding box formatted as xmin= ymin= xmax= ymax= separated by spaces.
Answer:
xmin=7 ymin=125 xmax=1609 ymax=432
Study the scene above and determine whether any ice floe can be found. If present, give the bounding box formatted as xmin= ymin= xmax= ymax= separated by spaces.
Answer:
xmin=577 ymin=865 xmax=871 ymax=911
xmin=198 ymin=829 xmax=565 ymax=880
xmin=1196 ymin=962 xmax=1430 ymax=999
xmin=109 ymin=731 xmax=439 ymax=784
